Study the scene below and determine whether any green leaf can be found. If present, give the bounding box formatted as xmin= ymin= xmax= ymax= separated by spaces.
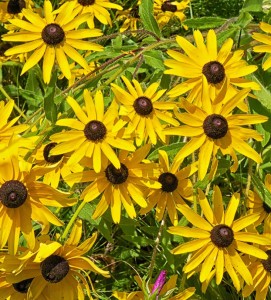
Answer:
xmin=143 ymin=50 xmax=165 ymax=70
xmin=217 ymin=27 xmax=239 ymax=45
xmin=235 ymin=11 xmax=253 ymax=28
xmin=252 ymin=174 xmax=271 ymax=209
xmin=44 ymin=73 xmax=57 ymax=123
xmin=183 ymin=17 xmax=227 ymax=29
xmin=242 ymin=0 xmax=263 ymax=12
xmin=139 ymin=0 xmax=161 ymax=38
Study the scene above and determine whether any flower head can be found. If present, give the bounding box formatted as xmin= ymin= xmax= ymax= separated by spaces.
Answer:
xmin=164 ymin=88 xmax=267 ymax=180
xmin=0 ymin=153 xmax=76 ymax=254
xmin=50 ymin=89 xmax=135 ymax=173
xmin=111 ymin=76 xmax=179 ymax=146
xmin=2 ymin=0 xmax=103 ymax=83
xmin=168 ymin=186 xmax=271 ymax=291
xmin=164 ymin=29 xmax=260 ymax=104
xmin=66 ymin=144 xmax=161 ymax=223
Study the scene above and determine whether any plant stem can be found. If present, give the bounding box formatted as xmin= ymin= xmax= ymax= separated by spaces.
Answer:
xmin=148 ymin=210 xmax=167 ymax=280
xmin=60 ymin=200 xmax=86 ymax=241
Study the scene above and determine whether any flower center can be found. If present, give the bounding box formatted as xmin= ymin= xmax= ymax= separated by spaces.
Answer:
xmin=0 ymin=180 xmax=28 ymax=208
xmin=262 ymin=250 xmax=271 ymax=272
xmin=203 ymin=114 xmax=228 ymax=139
xmin=40 ymin=255 xmax=69 ymax=283
xmin=210 ymin=224 xmax=234 ymax=248
xmin=161 ymin=1 xmax=177 ymax=12
xmin=263 ymin=202 xmax=271 ymax=214
xmin=202 ymin=61 xmax=225 ymax=84
xmin=43 ymin=143 xmax=63 ymax=164
xmin=130 ymin=6 xmax=139 ymax=18
xmin=13 ymin=278 xmax=33 ymax=294
xmin=133 ymin=96 xmax=153 ymax=116
xmin=42 ymin=23 xmax=65 ymax=46
xmin=84 ymin=120 xmax=107 ymax=142
xmin=78 ymin=0 xmax=95 ymax=5
xmin=105 ymin=163 xmax=129 ymax=185
xmin=158 ymin=172 xmax=178 ymax=192
xmin=7 ymin=0 xmax=26 ymax=14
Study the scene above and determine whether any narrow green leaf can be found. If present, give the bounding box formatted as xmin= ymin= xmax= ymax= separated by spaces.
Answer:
xmin=148 ymin=142 xmax=185 ymax=161
xmin=143 ymin=50 xmax=165 ymax=70
xmin=183 ymin=17 xmax=227 ymax=29
xmin=139 ymin=0 xmax=161 ymax=38
xmin=252 ymin=174 xmax=271 ymax=209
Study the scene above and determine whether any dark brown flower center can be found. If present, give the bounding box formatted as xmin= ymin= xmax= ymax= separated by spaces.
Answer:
xmin=130 ymin=6 xmax=139 ymax=18
xmin=43 ymin=143 xmax=63 ymax=164
xmin=202 ymin=61 xmax=225 ymax=84
xmin=263 ymin=202 xmax=271 ymax=214
xmin=42 ymin=23 xmax=65 ymax=46
xmin=161 ymin=1 xmax=177 ymax=12
xmin=158 ymin=172 xmax=178 ymax=192
xmin=78 ymin=0 xmax=95 ymax=5
xmin=84 ymin=120 xmax=107 ymax=141
xmin=40 ymin=255 xmax=69 ymax=283
xmin=262 ymin=250 xmax=271 ymax=272
xmin=211 ymin=224 xmax=234 ymax=248
xmin=133 ymin=96 xmax=153 ymax=116
xmin=203 ymin=114 xmax=228 ymax=139
xmin=105 ymin=163 xmax=129 ymax=185
xmin=7 ymin=0 xmax=25 ymax=14
xmin=13 ymin=278 xmax=33 ymax=293
xmin=0 ymin=180 xmax=28 ymax=208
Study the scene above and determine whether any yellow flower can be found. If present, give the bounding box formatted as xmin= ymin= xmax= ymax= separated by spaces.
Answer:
xmin=253 ymin=22 xmax=271 ymax=70
xmin=242 ymin=223 xmax=271 ymax=300
xmin=0 ymin=0 xmax=33 ymax=23
xmin=1 ymin=219 xmax=109 ymax=300
xmin=111 ymin=76 xmax=179 ymax=146
xmin=66 ymin=144 xmax=161 ymax=223
xmin=2 ymin=0 xmax=103 ymax=83
xmin=154 ymin=0 xmax=190 ymax=28
xmin=32 ymin=142 xmax=84 ymax=189
xmin=140 ymin=150 xmax=197 ymax=225
xmin=164 ymin=88 xmax=267 ymax=180
xmin=0 ymin=153 xmax=76 ymax=254
xmin=164 ymin=29 xmax=260 ymax=103
xmin=117 ymin=2 xmax=141 ymax=33
xmin=50 ymin=89 xmax=135 ymax=173
xmin=168 ymin=186 xmax=271 ymax=291
xmin=60 ymin=0 xmax=123 ymax=29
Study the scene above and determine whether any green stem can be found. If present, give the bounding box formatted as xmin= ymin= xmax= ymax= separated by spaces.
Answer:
xmin=148 ymin=210 xmax=167 ymax=280
xmin=60 ymin=200 xmax=86 ymax=241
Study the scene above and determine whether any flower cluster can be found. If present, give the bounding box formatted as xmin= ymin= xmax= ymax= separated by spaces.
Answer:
xmin=0 ymin=0 xmax=271 ymax=299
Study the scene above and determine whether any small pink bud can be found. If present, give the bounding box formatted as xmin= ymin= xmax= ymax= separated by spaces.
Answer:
xmin=151 ymin=270 xmax=167 ymax=295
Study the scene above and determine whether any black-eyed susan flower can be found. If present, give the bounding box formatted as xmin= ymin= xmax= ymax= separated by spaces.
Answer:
xmin=60 ymin=0 xmax=123 ymax=29
xmin=253 ymin=22 xmax=271 ymax=70
xmin=111 ymin=75 xmax=179 ymax=146
xmin=50 ymin=90 xmax=136 ymax=173
xmin=140 ymin=150 xmax=197 ymax=225
xmin=116 ymin=1 xmax=141 ymax=33
xmin=168 ymin=186 xmax=271 ymax=291
xmin=0 ymin=153 xmax=76 ymax=254
xmin=0 ymin=0 xmax=33 ymax=23
xmin=246 ymin=174 xmax=271 ymax=228
xmin=164 ymin=88 xmax=268 ymax=180
xmin=32 ymin=142 xmax=84 ymax=189
xmin=113 ymin=272 xmax=195 ymax=300
xmin=1 ymin=219 xmax=109 ymax=300
xmin=2 ymin=0 xmax=103 ymax=83
xmin=164 ymin=29 xmax=260 ymax=103
xmin=242 ymin=223 xmax=271 ymax=300
xmin=66 ymin=144 xmax=161 ymax=223
xmin=154 ymin=0 xmax=190 ymax=28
